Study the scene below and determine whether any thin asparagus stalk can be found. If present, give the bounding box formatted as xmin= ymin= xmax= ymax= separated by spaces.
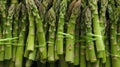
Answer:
xmin=10 ymin=2 xmax=20 ymax=67
xmin=89 ymin=0 xmax=105 ymax=59
xmin=53 ymin=0 xmax=60 ymax=60
xmin=15 ymin=3 xmax=26 ymax=67
xmin=79 ymin=9 xmax=87 ymax=67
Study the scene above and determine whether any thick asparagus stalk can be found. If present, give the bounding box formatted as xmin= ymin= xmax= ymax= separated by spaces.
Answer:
xmin=97 ymin=0 xmax=108 ymax=63
xmin=89 ymin=0 xmax=105 ymax=59
xmin=65 ymin=0 xmax=76 ymax=63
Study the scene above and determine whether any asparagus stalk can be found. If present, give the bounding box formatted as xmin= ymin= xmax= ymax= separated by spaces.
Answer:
xmin=65 ymin=0 xmax=77 ymax=63
xmin=10 ymin=2 xmax=20 ymax=67
xmin=79 ymin=7 xmax=87 ymax=67
xmin=47 ymin=8 xmax=56 ymax=61
xmin=97 ymin=0 xmax=108 ymax=63
xmin=55 ymin=0 xmax=67 ymax=55
xmin=73 ymin=0 xmax=81 ymax=65
xmin=108 ymin=0 xmax=120 ymax=67
xmin=4 ymin=3 xmax=15 ymax=60
xmin=32 ymin=0 xmax=47 ymax=61
xmin=85 ymin=7 xmax=97 ymax=63
xmin=15 ymin=3 xmax=26 ymax=67
xmin=26 ymin=7 xmax=35 ymax=52
xmin=89 ymin=0 xmax=105 ymax=59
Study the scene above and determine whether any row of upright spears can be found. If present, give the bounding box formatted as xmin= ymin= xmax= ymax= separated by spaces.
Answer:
xmin=1 ymin=0 xmax=120 ymax=67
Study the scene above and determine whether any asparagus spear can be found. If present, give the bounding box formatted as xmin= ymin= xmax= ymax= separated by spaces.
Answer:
xmin=97 ymin=0 xmax=108 ymax=63
xmin=15 ymin=3 xmax=27 ymax=67
xmin=5 ymin=3 xmax=15 ymax=60
xmin=89 ymin=0 xmax=105 ymax=59
xmin=108 ymin=0 xmax=120 ymax=67
xmin=65 ymin=0 xmax=79 ymax=63
xmin=55 ymin=0 xmax=67 ymax=55
xmin=52 ymin=0 xmax=60 ymax=60
xmin=46 ymin=8 xmax=56 ymax=61
xmin=85 ymin=7 xmax=97 ymax=63
xmin=26 ymin=3 xmax=35 ymax=52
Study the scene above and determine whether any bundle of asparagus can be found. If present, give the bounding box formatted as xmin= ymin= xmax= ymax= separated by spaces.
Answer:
xmin=0 ymin=0 xmax=120 ymax=67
